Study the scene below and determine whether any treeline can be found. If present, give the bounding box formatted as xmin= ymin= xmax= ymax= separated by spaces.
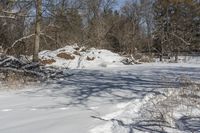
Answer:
xmin=153 ymin=0 xmax=200 ymax=61
xmin=0 ymin=0 xmax=199 ymax=61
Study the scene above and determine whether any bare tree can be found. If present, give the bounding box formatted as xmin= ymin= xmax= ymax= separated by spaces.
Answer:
xmin=33 ymin=0 xmax=42 ymax=62
xmin=153 ymin=0 xmax=200 ymax=61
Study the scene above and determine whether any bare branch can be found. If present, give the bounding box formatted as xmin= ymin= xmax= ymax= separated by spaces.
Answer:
xmin=40 ymin=33 xmax=61 ymax=46
xmin=170 ymin=33 xmax=191 ymax=46
xmin=5 ymin=34 xmax=35 ymax=53
xmin=0 ymin=15 xmax=15 ymax=19
xmin=1 ymin=10 xmax=19 ymax=14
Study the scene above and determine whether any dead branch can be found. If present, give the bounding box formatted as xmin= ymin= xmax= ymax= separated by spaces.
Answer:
xmin=0 ymin=56 xmax=66 ymax=81
xmin=5 ymin=34 xmax=35 ymax=54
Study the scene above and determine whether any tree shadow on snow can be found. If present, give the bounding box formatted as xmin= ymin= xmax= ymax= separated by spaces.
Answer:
xmin=24 ymin=66 xmax=200 ymax=107
xmin=176 ymin=116 xmax=200 ymax=132
xmin=21 ymin=66 xmax=200 ymax=132
xmin=92 ymin=116 xmax=176 ymax=133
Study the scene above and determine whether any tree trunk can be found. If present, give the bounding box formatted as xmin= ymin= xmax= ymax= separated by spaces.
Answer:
xmin=175 ymin=48 xmax=179 ymax=62
xmin=33 ymin=0 xmax=42 ymax=62
xmin=160 ymin=45 xmax=163 ymax=62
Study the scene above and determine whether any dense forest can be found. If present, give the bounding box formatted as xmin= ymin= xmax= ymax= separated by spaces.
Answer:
xmin=0 ymin=0 xmax=199 ymax=62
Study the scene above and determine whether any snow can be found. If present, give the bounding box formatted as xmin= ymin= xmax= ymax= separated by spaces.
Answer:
xmin=155 ymin=55 xmax=200 ymax=64
xmin=1 ymin=45 xmax=200 ymax=133
xmin=39 ymin=45 xmax=124 ymax=69
xmin=0 ymin=62 xmax=200 ymax=133
xmin=178 ymin=56 xmax=200 ymax=64
xmin=38 ymin=44 xmax=200 ymax=70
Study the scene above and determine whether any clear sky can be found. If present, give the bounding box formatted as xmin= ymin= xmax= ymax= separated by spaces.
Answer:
xmin=114 ymin=0 xmax=126 ymax=10
xmin=117 ymin=0 xmax=126 ymax=5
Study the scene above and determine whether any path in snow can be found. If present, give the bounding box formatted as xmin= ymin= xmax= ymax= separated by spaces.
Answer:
xmin=0 ymin=64 xmax=200 ymax=133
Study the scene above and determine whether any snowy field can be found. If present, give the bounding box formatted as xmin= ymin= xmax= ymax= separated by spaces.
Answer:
xmin=0 ymin=63 xmax=200 ymax=133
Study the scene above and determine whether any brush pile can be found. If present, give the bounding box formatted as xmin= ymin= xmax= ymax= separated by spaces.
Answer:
xmin=0 ymin=54 xmax=65 ymax=82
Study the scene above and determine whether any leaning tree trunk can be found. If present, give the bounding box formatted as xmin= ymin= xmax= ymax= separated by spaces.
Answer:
xmin=33 ymin=0 xmax=42 ymax=62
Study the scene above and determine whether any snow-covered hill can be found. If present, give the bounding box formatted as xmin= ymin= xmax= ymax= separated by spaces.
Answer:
xmin=39 ymin=44 xmax=125 ymax=69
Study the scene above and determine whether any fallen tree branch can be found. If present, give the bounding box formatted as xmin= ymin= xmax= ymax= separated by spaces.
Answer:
xmin=0 ymin=67 xmax=45 ymax=78
xmin=0 ymin=55 xmax=66 ymax=81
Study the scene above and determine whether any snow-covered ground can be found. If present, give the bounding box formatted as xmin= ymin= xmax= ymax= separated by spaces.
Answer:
xmin=1 ymin=45 xmax=200 ymax=133
xmin=0 ymin=63 xmax=200 ymax=133
xmin=155 ymin=55 xmax=200 ymax=64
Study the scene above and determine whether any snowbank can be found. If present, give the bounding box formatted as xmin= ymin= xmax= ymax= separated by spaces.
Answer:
xmin=91 ymin=84 xmax=200 ymax=133
xmin=39 ymin=44 xmax=125 ymax=69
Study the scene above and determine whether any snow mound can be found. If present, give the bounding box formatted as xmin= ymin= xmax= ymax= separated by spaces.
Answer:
xmin=39 ymin=44 xmax=125 ymax=69
xmin=91 ymin=84 xmax=200 ymax=133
